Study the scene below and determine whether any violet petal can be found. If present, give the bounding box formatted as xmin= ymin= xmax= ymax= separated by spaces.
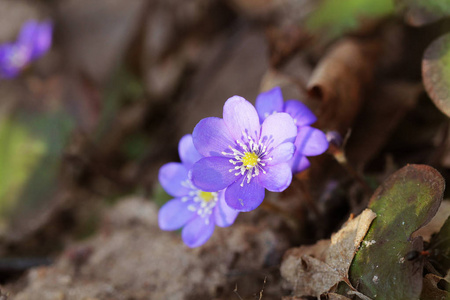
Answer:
xmin=182 ymin=216 xmax=215 ymax=248
xmin=260 ymin=112 xmax=297 ymax=149
xmin=258 ymin=163 xmax=292 ymax=192
xmin=31 ymin=21 xmax=52 ymax=59
xmin=295 ymin=126 xmax=329 ymax=156
xmin=17 ymin=21 xmax=38 ymax=44
xmin=268 ymin=142 xmax=295 ymax=165
xmin=290 ymin=155 xmax=310 ymax=174
xmin=225 ymin=179 xmax=265 ymax=212
xmin=223 ymin=96 xmax=260 ymax=141
xmin=255 ymin=87 xmax=284 ymax=122
xmin=193 ymin=117 xmax=235 ymax=157
xmin=284 ymin=100 xmax=317 ymax=127
xmin=158 ymin=198 xmax=196 ymax=231
xmin=179 ymin=134 xmax=203 ymax=169
xmin=0 ymin=44 xmax=30 ymax=78
xmin=158 ymin=162 xmax=190 ymax=197
xmin=191 ymin=157 xmax=237 ymax=192
xmin=214 ymin=190 xmax=239 ymax=227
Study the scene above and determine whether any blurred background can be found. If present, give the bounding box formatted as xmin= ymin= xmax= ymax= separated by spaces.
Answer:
xmin=0 ymin=0 xmax=449 ymax=299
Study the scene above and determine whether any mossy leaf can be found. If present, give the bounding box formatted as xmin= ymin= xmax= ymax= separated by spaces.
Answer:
xmin=306 ymin=0 xmax=394 ymax=41
xmin=423 ymin=33 xmax=450 ymax=118
xmin=347 ymin=164 xmax=445 ymax=299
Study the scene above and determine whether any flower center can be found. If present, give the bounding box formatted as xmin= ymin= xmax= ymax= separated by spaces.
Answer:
xmin=199 ymin=191 xmax=214 ymax=202
xmin=222 ymin=132 xmax=272 ymax=187
xmin=242 ymin=152 xmax=258 ymax=169
xmin=181 ymin=179 xmax=219 ymax=224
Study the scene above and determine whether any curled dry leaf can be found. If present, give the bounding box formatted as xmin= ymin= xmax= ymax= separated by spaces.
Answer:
xmin=308 ymin=38 xmax=382 ymax=134
xmin=281 ymin=209 xmax=376 ymax=298
xmin=422 ymin=33 xmax=450 ymax=118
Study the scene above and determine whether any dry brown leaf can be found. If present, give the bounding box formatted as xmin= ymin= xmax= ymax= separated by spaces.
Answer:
xmin=308 ymin=38 xmax=382 ymax=134
xmin=281 ymin=254 xmax=341 ymax=297
xmin=326 ymin=209 xmax=377 ymax=274
xmin=281 ymin=209 xmax=376 ymax=298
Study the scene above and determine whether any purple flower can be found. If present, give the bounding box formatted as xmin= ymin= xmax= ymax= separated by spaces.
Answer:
xmin=191 ymin=96 xmax=297 ymax=212
xmin=256 ymin=87 xmax=328 ymax=174
xmin=158 ymin=134 xmax=239 ymax=248
xmin=0 ymin=20 xmax=53 ymax=79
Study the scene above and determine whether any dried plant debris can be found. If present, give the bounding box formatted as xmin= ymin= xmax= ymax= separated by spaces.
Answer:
xmin=6 ymin=198 xmax=291 ymax=299
xmin=420 ymin=273 xmax=450 ymax=300
xmin=281 ymin=208 xmax=376 ymax=298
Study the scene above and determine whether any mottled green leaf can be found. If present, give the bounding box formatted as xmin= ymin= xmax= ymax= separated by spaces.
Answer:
xmin=306 ymin=0 xmax=394 ymax=41
xmin=397 ymin=0 xmax=450 ymax=26
xmin=423 ymin=33 xmax=450 ymax=118
xmin=348 ymin=164 xmax=445 ymax=299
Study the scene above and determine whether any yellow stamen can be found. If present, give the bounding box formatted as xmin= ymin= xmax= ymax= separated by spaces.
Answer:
xmin=242 ymin=152 xmax=258 ymax=169
xmin=199 ymin=191 xmax=214 ymax=202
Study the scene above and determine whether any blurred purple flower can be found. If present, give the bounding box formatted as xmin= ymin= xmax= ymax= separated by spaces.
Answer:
xmin=191 ymin=96 xmax=297 ymax=212
xmin=255 ymin=87 xmax=328 ymax=174
xmin=158 ymin=134 xmax=239 ymax=248
xmin=0 ymin=20 xmax=53 ymax=79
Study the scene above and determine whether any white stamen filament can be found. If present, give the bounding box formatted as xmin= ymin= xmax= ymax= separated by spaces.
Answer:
xmin=181 ymin=179 xmax=219 ymax=224
xmin=222 ymin=131 xmax=272 ymax=187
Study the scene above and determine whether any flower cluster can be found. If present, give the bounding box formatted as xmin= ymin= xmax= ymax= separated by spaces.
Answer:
xmin=158 ymin=87 xmax=328 ymax=247
xmin=0 ymin=20 xmax=53 ymax=79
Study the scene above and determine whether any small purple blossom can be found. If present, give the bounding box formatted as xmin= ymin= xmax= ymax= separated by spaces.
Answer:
xmin=191 ymin=96 xmax=297 ymax=212
xmin=158 ymin=134 xmax=239 ymax=248
xmin=0 ymin=20 xmax=53 ymax=79
xmin=255 ymin=87 xmax=328 ymax=174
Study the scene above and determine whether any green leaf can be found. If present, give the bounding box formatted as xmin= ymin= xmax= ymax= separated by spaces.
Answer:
xmin=347 ymin=164 xmax=445 ymax=299
xmin=0 ymin=118 xmax=46 ymax=218
xmin=397 ymin=0 xmax=450 ymax=26
xmin=423 ymin=33 xmax=450 ymax=118
xmin=306 ymin=0 xmax=394 ymax=41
